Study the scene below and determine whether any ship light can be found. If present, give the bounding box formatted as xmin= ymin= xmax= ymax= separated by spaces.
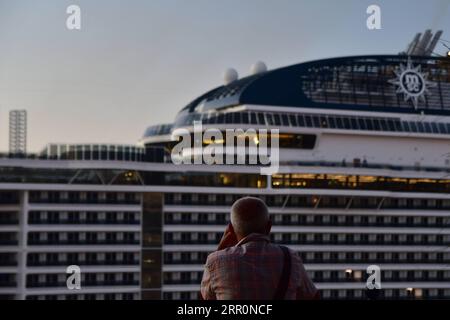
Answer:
xmin=125 ymin=171 xmax=134 ymax=181
xmin=414 ymin=289 xmax=423 ymax=298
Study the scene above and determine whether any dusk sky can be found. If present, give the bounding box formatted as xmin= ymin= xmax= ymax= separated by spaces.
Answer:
xmin=0 ymin=0 xmax=449 ymax=151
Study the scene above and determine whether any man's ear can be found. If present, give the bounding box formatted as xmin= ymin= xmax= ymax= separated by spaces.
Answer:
xmin=265 ymin=219 xmax=272 ymax=235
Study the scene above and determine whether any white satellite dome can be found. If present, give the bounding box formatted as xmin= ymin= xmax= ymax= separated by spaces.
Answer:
xmin=250 ymin=61 xmax=268 ymax=75
xmin=223 ymin=68 xmax=239 ymax=85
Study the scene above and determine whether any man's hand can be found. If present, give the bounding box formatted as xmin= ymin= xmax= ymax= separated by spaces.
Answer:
xmin=217 ymin=223 xmax=238 ymax=250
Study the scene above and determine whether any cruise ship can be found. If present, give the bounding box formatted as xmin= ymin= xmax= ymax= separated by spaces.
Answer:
xmin=1 ymin=30 xmax=450 ymax=300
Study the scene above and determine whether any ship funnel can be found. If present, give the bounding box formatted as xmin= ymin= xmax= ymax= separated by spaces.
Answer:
xmin=405 ymin=30 xmax=444 ymax=56
xmin=425 ymin=30 xmax=443 ymax=56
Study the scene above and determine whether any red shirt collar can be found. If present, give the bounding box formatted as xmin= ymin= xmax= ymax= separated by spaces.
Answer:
xmin=235 ymin=233 xmax=271 ymax=246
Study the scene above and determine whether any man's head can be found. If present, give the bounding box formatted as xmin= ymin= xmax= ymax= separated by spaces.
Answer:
xmin=230 ymin=197 xmax=271 ymax=240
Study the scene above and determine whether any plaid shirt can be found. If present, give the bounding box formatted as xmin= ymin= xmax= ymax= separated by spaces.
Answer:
xmin=201 ymin=233 xmax=318 ymax=300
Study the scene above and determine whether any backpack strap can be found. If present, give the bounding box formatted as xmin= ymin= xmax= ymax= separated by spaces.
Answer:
xmin=273 ymin=246 xmax=292 ymax=300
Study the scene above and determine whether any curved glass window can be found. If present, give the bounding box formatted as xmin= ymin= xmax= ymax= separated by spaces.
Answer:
xmin=170 ymin=109 xmax=450 ymax=137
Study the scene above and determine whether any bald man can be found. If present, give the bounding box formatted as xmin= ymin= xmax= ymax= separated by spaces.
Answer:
xmin=200 ymin=197 xmax=318 ymax=300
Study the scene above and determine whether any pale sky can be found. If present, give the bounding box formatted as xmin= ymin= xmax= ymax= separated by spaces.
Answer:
xmin=0 ymin=0 xmax=449 ymax=152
